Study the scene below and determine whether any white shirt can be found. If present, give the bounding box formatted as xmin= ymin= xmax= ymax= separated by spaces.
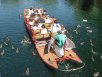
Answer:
xmin=28 ymin=9 xmax=34 ymax=16
xmin=31 ymin=26 xmax=38 ymax=30
xmin=29 ymin=21 xmax=34 ymax=26
xmin=44 ymin=18 xmax=52 ymax=23
xmin=51 ymin=23 xmax=61 ymax=32
xmin=37 ymin=9 xmax=42 ymax=14
xmin=41 ymin=29 xmax=47 ymax=34
xmin=38 ymin=23 xmax=43 ymax=29
xmin=34 ymin=16 xmax=39 ymax=21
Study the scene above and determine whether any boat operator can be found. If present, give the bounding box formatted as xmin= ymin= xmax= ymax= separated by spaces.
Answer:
xmin=48 ymin=30 xmax=66 ymax=57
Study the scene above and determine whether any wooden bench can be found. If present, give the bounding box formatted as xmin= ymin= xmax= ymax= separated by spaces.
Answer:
xmin=36 ymin=33 xmax=50 ymax=39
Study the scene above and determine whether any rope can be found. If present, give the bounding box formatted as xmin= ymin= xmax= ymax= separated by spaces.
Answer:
xmin=57 ymin=62 xmax=85 ymax=72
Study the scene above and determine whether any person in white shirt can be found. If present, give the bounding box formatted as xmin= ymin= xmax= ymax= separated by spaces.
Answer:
xmin=44 ymin=17 xmax=52 ymax=23
xmin=43 ymin=9 xmax=47 ymax=15
xmin=38 ymin=23 xmax=43 ymax=29
xmin=31 ymin=25 xmax=38 ymax=30
xmin=31 ymin=22 xmax=39 ymax=30
xmin=37 ymin=8 xmax=43 ymax=15
xmin=29 ymin=19 xmax=34 ymax=26
xmin=51 ymin=23 xmax=61 ymax=33
xmin=28 ymin=8 xmax=34 ymax=16
xmin=26 ymin=8 xmax=34 ymax=18
xmin=41 ymin=25 xmax=47 ymax=34
xmin=51 ymin=16 xmax=57 ymax=23
xmin=34 ymin=14 xmax=39 ymax=21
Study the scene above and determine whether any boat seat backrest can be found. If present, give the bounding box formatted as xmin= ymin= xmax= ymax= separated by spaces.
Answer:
xmin=34 ymin=29 xmax=41 ymax=34
xmin=43 ymin=23 xmax=51 ymax=28
xmin=34 ymin=33 xmax=50 ymax=40
xmin=34 ymin=34 xmax=43 ymax=39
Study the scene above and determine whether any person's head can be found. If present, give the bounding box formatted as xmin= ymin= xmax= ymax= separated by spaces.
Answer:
xmin=44 ymin=9 xmax=47 ymax=12
xmin=57 ymin=30 xmax=62 ymax=34
xmin=30 ymin=7 xmax=33 ymax=10
xmin=42 ymin=24 xmax=46 ymax=28
xmin=54 ymin=20 xmax=58 ymax=23
xmin=29 ymin=18 xmax=33 ymax=22
xmin=34 ymin=21 xmax=38 ymax=25
xmin=45 ymin=16 xmax=48 ymax=19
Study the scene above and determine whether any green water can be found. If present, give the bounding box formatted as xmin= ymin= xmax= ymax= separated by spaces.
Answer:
xmin=0 ymin=0 xmax=102 ymax=77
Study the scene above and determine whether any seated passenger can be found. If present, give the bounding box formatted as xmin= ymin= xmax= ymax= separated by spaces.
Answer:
xmin=38 ymin=23 xmax=43 ymax=29
xmin=29 ymin=19 xmax=34 ymax=26
xmin=51 ymin=16 xmax=57 ymax=23
xmin=31 ymin=25 xmax=38 ymax=30
xmin=37 ymin=8 xmax=43 ymax=15
xmin=41 ymin=25 xmax=47 ymax=34
xmin=51 ymin=23 xmax=61 ymax=33
xmin=43 ymin=9 xmax=47 ymax=15
xmin=44 ymin=17 xmax=52 ymax=23
xmin=34 ymin=14 xmax=39 ymax=21
xmin=27 ymin=8 xmax=34 ymax=18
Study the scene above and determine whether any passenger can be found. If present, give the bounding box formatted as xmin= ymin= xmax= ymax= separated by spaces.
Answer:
xmin=28 ymin=8 xmax=34 ymax=16
xmin=31 ymin=25 xmax=38 ymax=30
xmin=41 ymin=25 xmax=47 ymax=34
xmin=43 ymin=9 xmax=47 ymax=15
xmin=51 ymin=22 xmax=61 ymax=33
xmin=34 ymin=14 xmax=39 ymax=21
xmin=61 ymin=25 xmax=66 ymax=33
xmin=37 ymin=17 xmax=45 ymax=23
xmin=35 ymin=9 xmax=38 ymax=14
xmin=37 ymin=8 xmax=43 ymax=15
xmin=44 ymin=17 xmax=52 ymax=23
xmin=38 ymin=23 xmax=43 ymax=29
xmin=31 ymin=21 xmax=39 ymax=30
xmin=29 ymin=18 xmax=34 ymax=26
xmin=51 ymin=16 xmax=57 ymax=23
xmin=48 ymin=31 xmax=66 ymax=57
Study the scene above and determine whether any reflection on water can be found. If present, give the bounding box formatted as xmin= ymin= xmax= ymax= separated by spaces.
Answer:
xmin=0 ymin=0 xmax=22 ymax=6
xmin=66 ymin=0 xmax=102 ymax=11
xmin=0 ymin=0 xmax=102 ymax=77
xmin=81 ymin=0 xmax=94 ymax=11
xmin=39 ymin=0 xmax=58 ymax=5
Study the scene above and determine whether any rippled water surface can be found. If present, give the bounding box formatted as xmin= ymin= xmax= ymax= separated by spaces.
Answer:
xmin=0 ymin=0 xmax=102 ymax=77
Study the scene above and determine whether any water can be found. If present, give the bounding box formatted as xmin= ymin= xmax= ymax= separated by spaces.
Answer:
xmin=0 ymin=0 xmax=102 ymax=77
